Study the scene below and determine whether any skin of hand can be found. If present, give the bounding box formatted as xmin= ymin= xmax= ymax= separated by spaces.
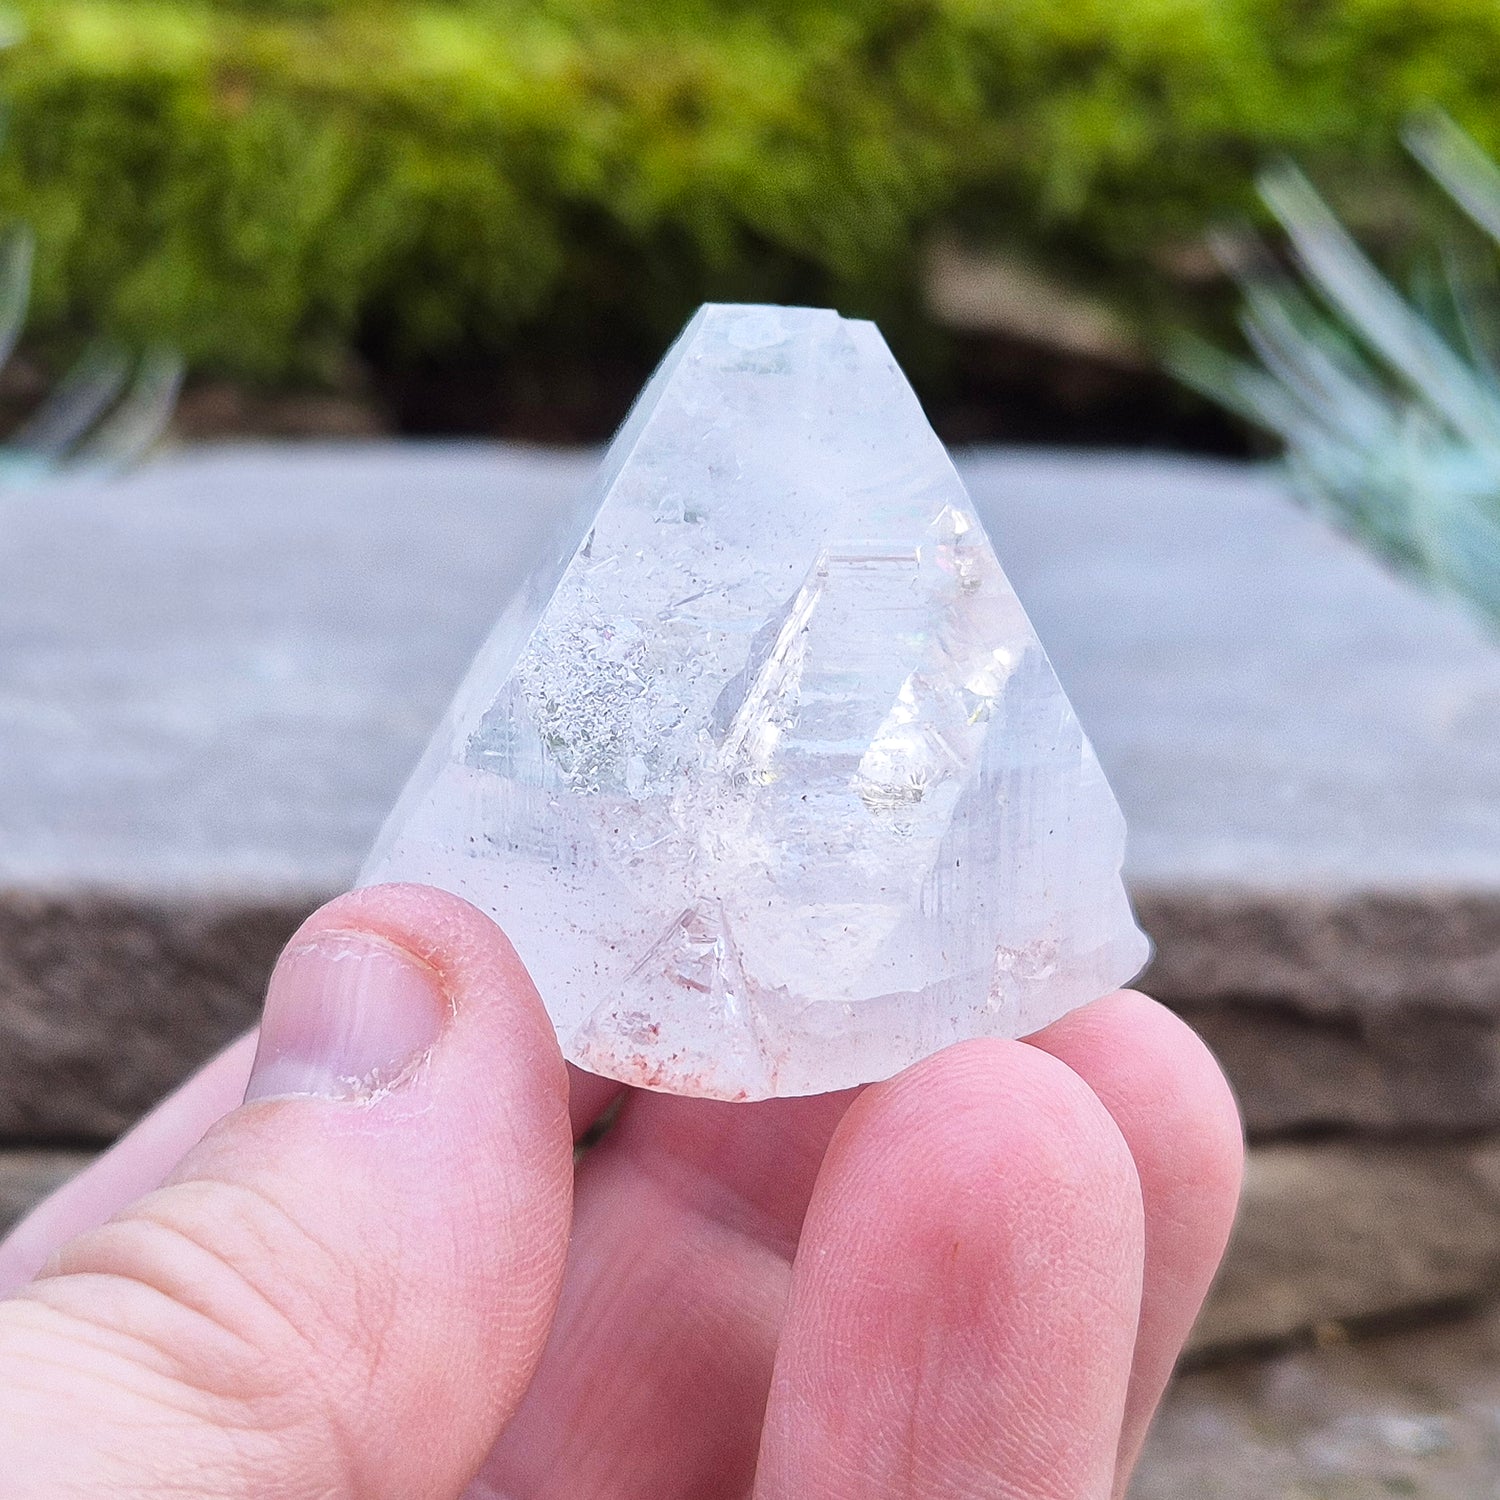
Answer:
xmin=0 ymin=883 xmax=1242 ymax=1500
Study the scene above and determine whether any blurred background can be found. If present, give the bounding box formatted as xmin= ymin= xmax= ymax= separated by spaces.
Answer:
xmin=4 ymin=3 xmax=1500 ymax=1496
xmin=0 ymin=0 xmax=1496 ymax=451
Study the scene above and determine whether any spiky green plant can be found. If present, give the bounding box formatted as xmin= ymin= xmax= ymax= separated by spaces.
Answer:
xmin=0 ymin=229 xmax=181 ymax=486
xmin=1177 ymin=113 xmax=1500 ymax=624
xmin=0 ymin=16 xmax=180 ymax=485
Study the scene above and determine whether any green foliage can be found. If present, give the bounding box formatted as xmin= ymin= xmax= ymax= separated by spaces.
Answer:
xmin=6 ymin=0 xmax=1500 ymax=381
xmin=1178 ymin=115 xmax=1500 ymax=625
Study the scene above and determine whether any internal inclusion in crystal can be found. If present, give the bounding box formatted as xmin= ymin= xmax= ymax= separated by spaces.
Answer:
xmin=361 ymin=304 xmax=1149 ymax=1100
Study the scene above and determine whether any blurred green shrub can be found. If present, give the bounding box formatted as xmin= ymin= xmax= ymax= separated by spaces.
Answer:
xmin=7 ymin=0 xmax=1500 ymax=383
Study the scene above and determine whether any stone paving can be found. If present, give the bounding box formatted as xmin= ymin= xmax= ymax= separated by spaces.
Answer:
xmin=5 ymin=444 xmax=1499 ymax=1136
xmin=1137 ymin=1311 xmax=1500 ymax=1499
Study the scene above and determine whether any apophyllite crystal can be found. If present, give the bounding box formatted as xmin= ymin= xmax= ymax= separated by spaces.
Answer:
xmin=361 ymin=304 xmax=1148 ymax=1099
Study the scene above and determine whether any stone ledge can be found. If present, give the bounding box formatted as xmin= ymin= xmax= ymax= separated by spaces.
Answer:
xmin=1191 ymin=1140 xmax=1500 ymax=1357
xmin=1185 ymin=1000 xmax=1500 ymax=1139
xmin=0 ymin=895 xmax=306 ymax=1142
xmin=10 ymin=887 xmax=1500 ymax=1143
xmin=1138 ymin=890 xmax=1500 ymax=1019
xmin=2 ymin=445 xmax=1498 ymax=1137
xmin=1143 ymin=890 xmax=1500 ymax=1137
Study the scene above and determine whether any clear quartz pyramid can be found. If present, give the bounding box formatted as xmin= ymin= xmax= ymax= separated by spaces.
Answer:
xmin=361 ymin=305 xmax=1149 ymax=1099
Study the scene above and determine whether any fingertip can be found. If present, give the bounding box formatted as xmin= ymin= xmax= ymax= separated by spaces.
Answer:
xmin=290 ymin=882 xmax=572 ymax=1110
xmin=828 ymin=1037 xmax=1149 ymax=1341
xmin=1028 ymin=991 xmax=1245 ymax=1488
xmin=1031 ymin=991 xmax=1245 ymax=1211
xmin=293 ymin=883 xmax=540 ymax=1006
xmin=833 ymin=1037 xmax=1146 ymax=1240
xmin=758 ymin=1037 xmax=1146 ymax=1500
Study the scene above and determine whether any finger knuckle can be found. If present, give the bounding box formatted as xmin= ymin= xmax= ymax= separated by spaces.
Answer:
xmin=31 ymin=1175 xmax=366 ymax=1430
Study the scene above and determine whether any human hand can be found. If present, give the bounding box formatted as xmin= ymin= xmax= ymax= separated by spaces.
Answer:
xmin=0 ymin=884 xmax=1242 ymax=1499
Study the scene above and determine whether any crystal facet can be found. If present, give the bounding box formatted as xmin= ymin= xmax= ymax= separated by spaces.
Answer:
xmin=361 ymin=305 xmax=1149 ymax=1099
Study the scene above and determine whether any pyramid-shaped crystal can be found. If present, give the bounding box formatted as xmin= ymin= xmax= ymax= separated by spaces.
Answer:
xmin=362 ymin=305 xmax=1149 ymax=1099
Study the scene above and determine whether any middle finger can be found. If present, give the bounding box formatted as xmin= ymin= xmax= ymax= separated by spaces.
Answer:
xmin=469 ymin=1083 xmax=858 ymax=1500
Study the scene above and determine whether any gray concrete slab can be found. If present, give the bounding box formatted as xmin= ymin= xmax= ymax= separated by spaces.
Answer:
xmin=9 ymin=442 xmax=1498 ymax=901
xmin=3 ymin=443 xmax=1499 ymax=1137
xmin=1137 ymin=1308 xmax=1500 ymax=1499
xmin=0 ymin=443 xmax=593 ymax=897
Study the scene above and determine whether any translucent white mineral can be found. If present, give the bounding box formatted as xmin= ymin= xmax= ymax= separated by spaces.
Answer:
xmin=361 ymin=304 xmax=1149 ymax=1099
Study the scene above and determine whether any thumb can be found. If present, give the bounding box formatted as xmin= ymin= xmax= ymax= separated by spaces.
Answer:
xmin=0 ymin=884 xmax=573 ymax=1500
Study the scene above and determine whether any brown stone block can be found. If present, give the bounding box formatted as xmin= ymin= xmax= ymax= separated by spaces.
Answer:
xmin=1193 ymin=1141 xmax=1500 ymax=1357
xmin=0 ymin=895 xmax=311 ymax=1143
